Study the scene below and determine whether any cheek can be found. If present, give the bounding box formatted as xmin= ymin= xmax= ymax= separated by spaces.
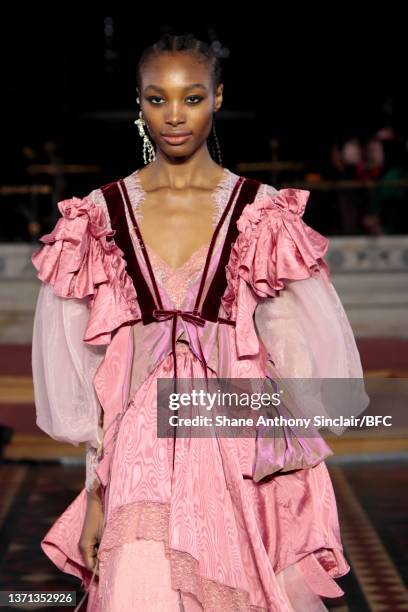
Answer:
xmin=195 ymin=113 xmax=215 ymax=137
xmin=143 ymin=111 xmax=161 ymax=131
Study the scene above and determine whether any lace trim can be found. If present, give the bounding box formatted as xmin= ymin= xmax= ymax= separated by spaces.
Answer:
xmin=130 ymin=166 xmax=233 ymax=227
xmin=86 ymin=188 xmax=113 ymax=231
xmin=116 ymin=168 xmax=241 ymax=307
xmin=97 ymin=500 xmax=266 ymax=611
xmin=86 ymin=173 xmax=277 ymax=238
xmin=122 ymin=167 xmax=236 ymax=253
xmin=85 ymin=442 xmax=103 ymax=492
xmin=145 ymin=245 xmax=209 ymax=309
xmin=211 ymin=167 xmax=235 ymax=230
xmin=147 ymin=242 xmax=209 ymax=272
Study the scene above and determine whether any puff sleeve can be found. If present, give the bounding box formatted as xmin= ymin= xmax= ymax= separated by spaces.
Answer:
xmin=31 ymin=194 xmax=141 ymax=490
xmin=221 ymin=187 xmax=370 ymax=480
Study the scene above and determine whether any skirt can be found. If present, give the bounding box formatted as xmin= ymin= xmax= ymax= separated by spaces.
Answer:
xmin=44 ymin=342 xmax=350 ymax=611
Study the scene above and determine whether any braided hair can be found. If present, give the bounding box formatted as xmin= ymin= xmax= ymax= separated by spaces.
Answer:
xmin=136 ymin=32 xmax=223 ymax=165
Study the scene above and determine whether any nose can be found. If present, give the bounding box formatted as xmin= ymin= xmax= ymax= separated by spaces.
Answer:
xmin=164 ymin=101 xmax=187 ymax=126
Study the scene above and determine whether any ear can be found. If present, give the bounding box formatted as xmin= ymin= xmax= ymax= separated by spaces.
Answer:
xmin=214 ymin=83 xmax=224 ymax=112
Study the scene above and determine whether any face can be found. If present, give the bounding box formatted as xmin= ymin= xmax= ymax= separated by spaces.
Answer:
xmin=341 ymin=138 xmax=362 ymax=165
xmin=365 ymin=139 xmax=384 ymax=166
xmin=137 ymin=52 xmax=223 ymax=158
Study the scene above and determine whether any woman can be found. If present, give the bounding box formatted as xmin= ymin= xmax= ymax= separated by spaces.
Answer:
xmin=31 ymin=33 xmax=369 ymax=611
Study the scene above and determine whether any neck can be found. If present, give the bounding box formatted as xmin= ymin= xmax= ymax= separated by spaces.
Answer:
xmin=145 ymin=149 xmax=223 ymax=190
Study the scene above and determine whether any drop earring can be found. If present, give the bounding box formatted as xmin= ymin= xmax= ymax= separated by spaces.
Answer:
xmin=134 ymin=97 xmax=156 ymax=165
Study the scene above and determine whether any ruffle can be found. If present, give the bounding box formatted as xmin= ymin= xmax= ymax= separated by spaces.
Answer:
xmin=97 ymin=501 xmax=265 ymax=611
xmin=221 ymin=188 xmax=330 ymax=358
xmin=40 ymin=480 xmax=349 ymax=610
xmin=31 ymin=195 xmax=141 ymax=345
xmin=97 ymin=500 xmax=347 ymax=610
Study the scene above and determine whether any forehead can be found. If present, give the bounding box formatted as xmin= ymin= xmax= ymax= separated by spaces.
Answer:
xmin=141 ymin=53 xmax=211 ymax=90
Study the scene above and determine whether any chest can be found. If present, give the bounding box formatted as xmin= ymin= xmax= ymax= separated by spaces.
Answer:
xmin=137 ymin=190 xmax=216 ymax=271
xmin=101 ymin=174 xmax=260 ymax=323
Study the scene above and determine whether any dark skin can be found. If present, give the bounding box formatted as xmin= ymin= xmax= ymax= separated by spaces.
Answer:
xmin=135 ymin=52 xmax=225 ymax=269
xmin=79 ymin=51 xmax=225 ymax=577
xmin=79 ymin=489 xmax=103 ymax=578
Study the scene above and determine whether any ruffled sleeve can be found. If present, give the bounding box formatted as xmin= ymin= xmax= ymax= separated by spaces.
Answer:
xmin=31 ymin=195 xmax=141 ymax=345
xmin=221 ymin=188 xmax=330 ymax=358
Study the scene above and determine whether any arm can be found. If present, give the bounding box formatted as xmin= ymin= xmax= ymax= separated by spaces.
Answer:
xmin=31 ymin=190 xmax=140 ymax=492
xmin=223 ymin=185 xmax=369 ymax=480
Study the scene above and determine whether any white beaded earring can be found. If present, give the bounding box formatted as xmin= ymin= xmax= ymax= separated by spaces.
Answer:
xmin=134 ymin=96 xmax=156 ymax=165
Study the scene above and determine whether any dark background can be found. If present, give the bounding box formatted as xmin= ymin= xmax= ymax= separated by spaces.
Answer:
xmin=1 ymin=9 xmax=407 ymax=235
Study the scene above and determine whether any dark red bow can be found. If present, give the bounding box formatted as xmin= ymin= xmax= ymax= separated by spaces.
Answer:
xmin=152 ymin=308 xmax=209 ymax=393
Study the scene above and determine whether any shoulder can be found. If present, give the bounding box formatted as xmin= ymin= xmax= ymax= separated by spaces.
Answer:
xmin=83 ymin=169 xmax=143 ymax=231
xmin=222 ymin=179 xmax=330 ymax=303
xmin=254 ymin=181 xmax=279 ymax=201
xmin=83 ymin=187 xmax=112 ymax=231
xmin=236 ymin=174 xmax=311 ymax=218
xmin=240 ymin=178 xmax=312 ymax=227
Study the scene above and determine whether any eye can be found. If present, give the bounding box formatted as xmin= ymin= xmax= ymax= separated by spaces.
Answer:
xmin=147 ymin=95 xmax=203 ymax=105
xmin=186 ymin=95 xmax=203 ymax=104
xmin=147 ymin=96 xmax=164 ymax=104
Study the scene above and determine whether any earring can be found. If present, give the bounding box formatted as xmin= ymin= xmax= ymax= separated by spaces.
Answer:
xmin=134 ymin=102 xmax=156 ymax=165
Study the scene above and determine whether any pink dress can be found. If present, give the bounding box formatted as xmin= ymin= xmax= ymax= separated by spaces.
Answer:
xmin=30 ymin=167 xmax=369 ymax=611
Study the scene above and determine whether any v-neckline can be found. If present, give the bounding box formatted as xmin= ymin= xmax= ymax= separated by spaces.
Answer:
xmin=124 ymin=171 xmax=244 ymax=313
xmin=145 ymin=242 xmax=209 ymax=274
xmin=132 ymin=167 xmax=231 ymax=273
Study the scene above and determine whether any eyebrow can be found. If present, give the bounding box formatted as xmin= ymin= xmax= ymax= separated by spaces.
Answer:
xmin=144 ymin=83 xmax=208 ymax=93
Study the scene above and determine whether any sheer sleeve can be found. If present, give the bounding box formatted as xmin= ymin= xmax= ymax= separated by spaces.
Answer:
xmin=254 ymin=269 xmax=365 ymax=379
xmin=32 ymin=282 xmax=106 ymax=446
xmin=32 ymin=283 xmax=106 ymax=491
xmin=222 ymin=185 xmax=369 ymax=426
xmin=253 ymin=268 xmax=370 ymax=436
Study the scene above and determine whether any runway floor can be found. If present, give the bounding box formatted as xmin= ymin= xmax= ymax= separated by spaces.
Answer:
xmin=0 ymin=458 xmax=407 ymax=611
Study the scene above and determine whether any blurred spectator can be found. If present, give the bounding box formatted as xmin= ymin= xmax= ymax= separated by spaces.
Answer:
xmin=360 ymin=132 xmax=408 ymax=234
xmin=330 ymin=136 xmax=364 ymax=234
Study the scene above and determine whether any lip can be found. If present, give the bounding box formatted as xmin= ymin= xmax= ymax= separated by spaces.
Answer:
xmin=162 ymin=133 xmax=192 ymax=145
